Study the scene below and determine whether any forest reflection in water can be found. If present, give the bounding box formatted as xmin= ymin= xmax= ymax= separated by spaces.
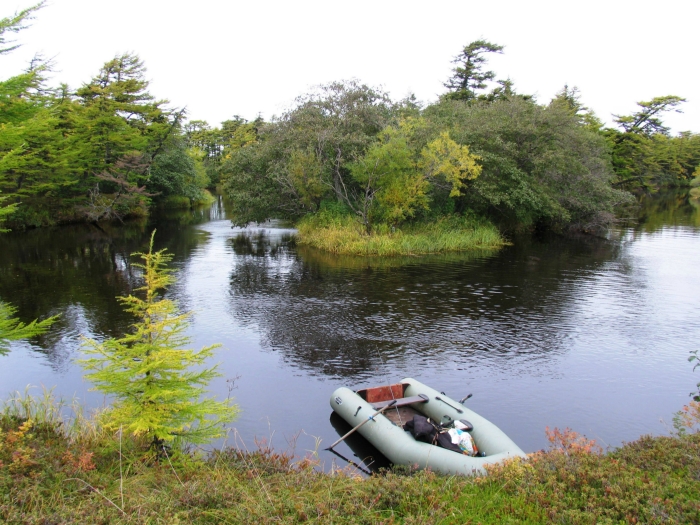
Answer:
xmin=0 ymin=215 xmax=215 ymax=370
xmin=227 ymin=229 xmax=621 ymax=380
xmin=0 ymin=191 xmax=698 ymax=468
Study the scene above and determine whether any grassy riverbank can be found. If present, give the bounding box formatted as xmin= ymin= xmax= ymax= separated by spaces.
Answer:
xmin=2 ymin=393 xmax=699 ymax=524
xmin=296 ymin=212 xmax=506 ymax=256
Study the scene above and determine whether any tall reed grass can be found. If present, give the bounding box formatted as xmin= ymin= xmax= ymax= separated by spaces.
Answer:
xmin=296 ymin=213 xmax=507 ymax=256
xmin=1 ymin=386 xmax=98 ymax=442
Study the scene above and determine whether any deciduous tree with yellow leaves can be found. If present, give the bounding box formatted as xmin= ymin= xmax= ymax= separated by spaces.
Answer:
xmin=347 ymin=122 xmax=481 ymax=232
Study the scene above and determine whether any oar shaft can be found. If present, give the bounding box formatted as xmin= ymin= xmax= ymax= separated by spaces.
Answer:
xmin=326 ymin=400 xmax=397 ymax=450
xmin=326 ymin=447 xmax=372 ymax=475
xmin=436 ymin=396 xmax=463 ymax=413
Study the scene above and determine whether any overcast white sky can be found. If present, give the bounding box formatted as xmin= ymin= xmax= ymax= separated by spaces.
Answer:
xmin=3 ymin=0 xmax=698 ymax=133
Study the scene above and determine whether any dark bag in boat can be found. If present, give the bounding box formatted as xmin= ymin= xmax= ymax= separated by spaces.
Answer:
xmin=403 ymin=415 xmax=436 ymax=443
xmin=403 ymin=415 xmax=462 ymax=454
xmin=436 ymin=432 xmax=463 ymax=454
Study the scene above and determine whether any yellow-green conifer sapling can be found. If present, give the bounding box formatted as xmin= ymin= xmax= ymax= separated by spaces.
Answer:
xmin=81 ymin=231 xmax=238 ymax=454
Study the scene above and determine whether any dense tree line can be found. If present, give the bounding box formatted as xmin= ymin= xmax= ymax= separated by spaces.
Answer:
xmin=2 ymin=3 xmax=698 ymax=235
xmin=215 ymin=40 xmax=697 ymax=235
xmin=605 ymin=97 xmax=700 ymax=189
xmin=0 ymin=3 xmax=213 ymax=230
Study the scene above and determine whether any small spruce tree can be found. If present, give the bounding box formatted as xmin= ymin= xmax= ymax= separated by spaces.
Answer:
xmin=81 ymin=231 xmax=238 ymax=453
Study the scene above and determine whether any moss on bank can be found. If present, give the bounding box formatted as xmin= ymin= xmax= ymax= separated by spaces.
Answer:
xmin=2 ymin=393 xmax=699 ymax=524
xmin=296 ymin=212 xmax=507 ymax=256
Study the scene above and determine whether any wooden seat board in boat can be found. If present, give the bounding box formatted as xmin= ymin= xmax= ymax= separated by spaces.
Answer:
xmin=370 ymin=394 xmax=428 ymax=409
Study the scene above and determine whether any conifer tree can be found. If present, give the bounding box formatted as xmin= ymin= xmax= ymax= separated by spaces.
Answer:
xmin=0 ymin=1 xmax=45 ymax=56
xmin=0 ymin=301 xmax=56 ymax=355
xmin=443 ymin=40 xmax=504 ymax=102
xmin=81 ymin=231 xmax=238 ymax=452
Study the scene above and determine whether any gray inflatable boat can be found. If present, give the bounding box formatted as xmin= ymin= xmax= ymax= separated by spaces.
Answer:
xmin=329 ymin=377 xmax=526 ymax=476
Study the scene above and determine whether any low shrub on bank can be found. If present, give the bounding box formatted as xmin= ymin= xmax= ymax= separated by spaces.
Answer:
xmin=296 ymin=212 xmax=506 ymax=256
xmin=2 ymin=391 xmax=700 ymax=524
xmin=480 ymin=426 xmax=700 ymax=524
xmin=0 ymin=393 xmax=466 ymax=524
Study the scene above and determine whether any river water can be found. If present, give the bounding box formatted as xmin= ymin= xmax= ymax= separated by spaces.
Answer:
xmin=0 ymin=192 xmax=699 ymax=471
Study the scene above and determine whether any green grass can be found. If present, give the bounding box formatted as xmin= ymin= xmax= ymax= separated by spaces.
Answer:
xmin=2 ymin=391 xmax=699 ymax=524
xmin=296 ymin=213 xmax=507 ymax=256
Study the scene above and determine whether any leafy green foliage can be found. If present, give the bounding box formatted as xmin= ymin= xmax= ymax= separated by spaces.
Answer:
xmin=221 ymin=138 xmax=283 ymax=225
xmin=183 ymin=116 xmax=260 ymax=187
xmin=222 ymin=64 xmax=631 ymax=239
xmin=426 ymin=97 xmax=632 ymax=232
xmin=606 ymin=129 xmax=700 ymax=190
xmin=69 ymin=54 xmax=184 ymax=221
xmin=222 ymin=80 xmax=395 ymax=226
xmin=690 ymin=346 xmax=700 ymax=402
xmin=345 ymin=121 xmax=482 ymax=231
xmin=2 ymin=13 xmax=692 ymax=235
xmin=0 ymin=7 xmax=71 ymax=226
xmin=147 ymin=139 xmax=209 ymax=203
xmin=421 ymin=130 xmax=482 ymax=195
xmin=74 ymin=54 xmax=169 ymax=172
xmin=549 ymin=85 xmax=604 ymax=132
xmin=81 ymin=231 xmax=238 ymax=451
xmin=222 ymin=83 xmax=489 ymax=235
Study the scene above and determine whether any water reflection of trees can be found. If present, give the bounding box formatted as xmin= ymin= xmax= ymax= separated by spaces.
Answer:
xmin=631 ymin=190 xmax=700 ymax=232
xmin=0 ymin=216 xmax=210 ymax=370
xmin=227 ymin=230 xmax=620 ymax=380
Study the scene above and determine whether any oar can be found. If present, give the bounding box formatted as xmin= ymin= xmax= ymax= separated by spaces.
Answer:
xmin=459 ymin=393 xmax=473 ymax=404
xmin=435 ymin=395 xmax=463 ymax=413
xmin=326 ymin=400 xmax=398 ymax=451
xmin=326 ymin=447 xmax=372 ymax=475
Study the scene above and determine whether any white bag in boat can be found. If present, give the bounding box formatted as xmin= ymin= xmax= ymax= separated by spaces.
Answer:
xmin=448 ymin=428 xmax=478 ymax=456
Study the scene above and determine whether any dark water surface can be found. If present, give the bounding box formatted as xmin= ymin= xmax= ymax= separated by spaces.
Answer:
xmin=1 ymin=192 xmax=699 ymax=471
